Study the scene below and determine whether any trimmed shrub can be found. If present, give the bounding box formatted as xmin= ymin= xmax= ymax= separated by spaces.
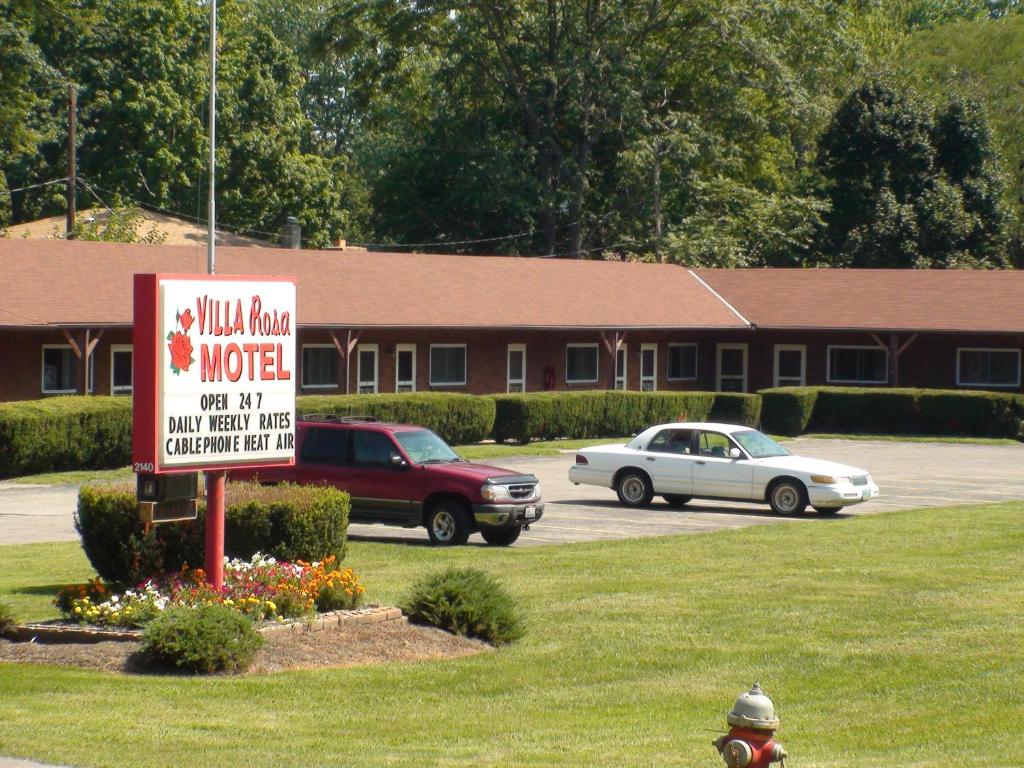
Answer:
xmin=296 ymin=392 xmax=494 ymax=445
xmin=0 ymin=603 xmax=16 ymax=637
xmin=709 ymin=393 xmax=762 ymax=427
xmin=490 ymin=391 xmax=718 ymax=443
xmin=759 ymin=388 xmax=819 ymax=436
xmin=916 ymin=390 xmax=1024 ymax=437
xmin=759 ymin=386 xmax=1024 ymax=438
xmin=0 ymin=396 xmax=131 ymax=477
xmin=141 ymin=604 xmax=264 ymax=674
xmin=76 ymin=482 xmax=350 ymax=586
xmin=400 ymin=567 xmax=524 ymax=645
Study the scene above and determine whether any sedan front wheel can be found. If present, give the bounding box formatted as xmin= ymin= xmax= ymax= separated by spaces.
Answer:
xmin=768 ymin=480 xmax=807 ymax=516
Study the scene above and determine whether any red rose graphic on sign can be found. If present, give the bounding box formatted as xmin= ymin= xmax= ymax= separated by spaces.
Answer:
xmin=167 ymin=308 xmax=195 ymax=375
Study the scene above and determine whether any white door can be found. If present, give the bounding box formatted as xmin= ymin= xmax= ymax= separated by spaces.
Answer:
xmin=395 ymin=344 xmax=416 ymax=392
xmin=615 ymin=343 xmax=627 ymax=390
xmin=691 ymin=430 xmax=753 ymax=499
xmin=640 ymin=344 xmax=657 ymax=391
xmin=507 ymin=344 xmax=526 ymax=393
xmin=641 ymin=427 xmax=695 ymax=494
xmin=357 ymin=344 xmax=378 ymax=394
xmin=773 ymin=345 xmax=806 ymax=387
xmin=716 ymin=344 xmax=748 ymax=392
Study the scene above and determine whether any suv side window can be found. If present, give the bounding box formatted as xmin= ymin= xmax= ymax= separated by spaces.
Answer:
xmin=350 ymin=430 xmax=400 ymax=468
xmin=301 ymin=427 xmax=348 ymax=465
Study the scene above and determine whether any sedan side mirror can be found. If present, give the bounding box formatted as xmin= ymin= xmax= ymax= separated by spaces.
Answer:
xmin=729 ymin=447 xmax=742 ymax=459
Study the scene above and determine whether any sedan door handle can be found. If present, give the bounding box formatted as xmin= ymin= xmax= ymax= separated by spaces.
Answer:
xmin=645 ymin=457 xmax=656 ymax=462
xmin=696 ymin=461 xmax=706 ymax=465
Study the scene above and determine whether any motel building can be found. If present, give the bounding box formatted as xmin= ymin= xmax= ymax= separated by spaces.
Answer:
xmin=0 ymin=239 xmax=1022 ymax=402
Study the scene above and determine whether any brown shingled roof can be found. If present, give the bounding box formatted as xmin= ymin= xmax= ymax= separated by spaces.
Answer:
xmin=0 ymin=240 xmax=746 ymax=330
xmin=694 ymin=268 xmax=1024 ymax=334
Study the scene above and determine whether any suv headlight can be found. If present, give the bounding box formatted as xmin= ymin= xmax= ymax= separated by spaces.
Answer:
xmin=481 ymin=484 xmax=512 ymax=502
xmin=532 ymin=482 xmax=541 ymax=500
xmin=810 ymin=474 xmax=850 ymax=485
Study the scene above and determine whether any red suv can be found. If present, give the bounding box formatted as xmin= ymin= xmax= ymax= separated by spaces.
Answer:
xmin=231 ymin=417 xmax=544 ymax=546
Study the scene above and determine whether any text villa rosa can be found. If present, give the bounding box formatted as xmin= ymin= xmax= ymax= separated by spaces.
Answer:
xmin=191 ymin=295 xmax=292 ymax=382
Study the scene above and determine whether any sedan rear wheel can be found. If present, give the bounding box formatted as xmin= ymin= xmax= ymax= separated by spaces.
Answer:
xmin=768 ymin=480 xmax=807 ymax=516
xmin=616 ymin=471 xmax=653 ymax=507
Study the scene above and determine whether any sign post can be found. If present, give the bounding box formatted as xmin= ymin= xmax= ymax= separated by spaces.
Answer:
xmin=133 ymin=274 xmax=297 ymax=589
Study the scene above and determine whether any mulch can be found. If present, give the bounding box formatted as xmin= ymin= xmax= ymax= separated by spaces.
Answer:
xmin=0 ymin=619 xmax=490 ymax=675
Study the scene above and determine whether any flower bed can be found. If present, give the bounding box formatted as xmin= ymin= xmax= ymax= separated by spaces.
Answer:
xmin=54 ymin=554 xmax=365 ymax=628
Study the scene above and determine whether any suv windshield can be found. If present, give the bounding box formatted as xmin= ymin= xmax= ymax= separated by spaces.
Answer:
xmin=394 ymin=429 xmax=461 ymax=464
xmin=733 ymin=429 xmax=790 ymax=459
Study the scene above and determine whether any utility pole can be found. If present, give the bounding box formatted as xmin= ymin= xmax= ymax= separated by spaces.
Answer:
xmin=66 ymin=84 xmax=76 ymax=239
xmin=207 ymin=0 xmax=217 ymax=275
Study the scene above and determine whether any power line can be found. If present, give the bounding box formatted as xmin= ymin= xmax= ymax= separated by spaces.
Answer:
xmin=0 ymin=178 xmax=69 ymax=196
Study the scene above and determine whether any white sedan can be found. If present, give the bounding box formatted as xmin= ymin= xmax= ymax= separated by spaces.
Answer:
xmin=568 ymin=422 xmax=879 ymax=515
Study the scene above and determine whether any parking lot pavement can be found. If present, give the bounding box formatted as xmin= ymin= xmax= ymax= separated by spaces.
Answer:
xmin=3 ymin=438 xmax=1023 ymax=548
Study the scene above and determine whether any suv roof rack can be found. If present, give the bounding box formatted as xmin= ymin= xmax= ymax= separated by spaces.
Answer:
xmin=298 ymin=413 xmax=378 ymax=424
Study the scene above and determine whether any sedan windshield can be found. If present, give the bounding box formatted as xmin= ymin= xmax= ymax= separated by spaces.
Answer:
xmin=394 ymin=429 xmax=461 ymax=464
xmin=732 ymin=430 xmax=790 ymax=459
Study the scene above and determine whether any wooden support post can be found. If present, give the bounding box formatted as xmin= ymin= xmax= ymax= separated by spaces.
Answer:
xmin=329 ymin=329 xmax=360 ymax=394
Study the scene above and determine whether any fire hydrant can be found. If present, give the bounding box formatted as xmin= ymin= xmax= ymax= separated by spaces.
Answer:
xmin=712 ymin=682 xmax=788 ymax=768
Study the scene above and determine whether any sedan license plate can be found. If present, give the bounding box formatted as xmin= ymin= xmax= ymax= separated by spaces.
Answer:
xmin=524 ymin=505 xmax=537 ymax=520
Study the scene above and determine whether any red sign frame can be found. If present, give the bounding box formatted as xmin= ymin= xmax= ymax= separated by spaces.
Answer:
xmin=132 ymin=273 xmax=297 ymax=475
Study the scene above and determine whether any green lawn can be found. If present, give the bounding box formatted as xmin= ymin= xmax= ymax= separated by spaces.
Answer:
xmin=1 ymin=502 xmax=1022 ymax=767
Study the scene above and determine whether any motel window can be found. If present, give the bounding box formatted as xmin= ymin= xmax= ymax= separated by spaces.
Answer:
xmin=827 ymin=346 xmax=888 ymax=384
xmin=773 ymin=345 xmax=806 ymax=388
xmin=301 ymin=345 xmax=337 ymax=388
xmin=41 ymin=345 xmax=78 ymax=394
xmin=668 ymin=344 xmax=697 ymax=381
xmin=430 ymin=344 xmax=467 ymax=386
xmin=396 ymin=344 xmax=416 ymax=392
xmin=111 ymin=345 xmax=133 ymax=394
xmin=566 ymin=344 xmax=599 ymax=384
xmin=957 ymin=348 xmax=1020 ymax=388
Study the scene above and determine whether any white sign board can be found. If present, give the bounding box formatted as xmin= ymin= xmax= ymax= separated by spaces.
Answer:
xmin=133 ymin=274 xmax=297 ymax=472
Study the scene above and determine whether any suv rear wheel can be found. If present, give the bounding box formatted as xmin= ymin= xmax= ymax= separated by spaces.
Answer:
xmin=480 ymin=525 xmax=522 ymax=547
xmin=426 ymin=500 xmax=471 ymax=546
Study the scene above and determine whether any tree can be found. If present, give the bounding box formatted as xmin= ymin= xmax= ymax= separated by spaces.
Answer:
xmin=816 ymin=78 xmax=1009 ymax=267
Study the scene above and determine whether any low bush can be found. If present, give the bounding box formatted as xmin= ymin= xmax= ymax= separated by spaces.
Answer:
xmin=759 ymin=386 xmax=1024 ymax=438
xmin=759 ymin=388 xmax=819 ymax=436
xmin=0 ymin=603 xmax=16 ymax=637
xmin=0 ymin=396 xmax=131 ymax=477
xmin=141 ymin=604 xmax=264 ymax=674
xmin=297 ymin=392 xmax=494 ymax=444
xmin=400 ymin=567 xmax=524 ymax=645
xmin=490 ymin=391 xmax=722 ymax=443
xmin=76 ymin=483 xmax=350 ymax=586
xmin=709 ymin=392 xmax=762 ymax=427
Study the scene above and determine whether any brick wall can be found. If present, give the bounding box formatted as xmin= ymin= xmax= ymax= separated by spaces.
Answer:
xmin=1 ymin=326 xmax=1021 ymax=402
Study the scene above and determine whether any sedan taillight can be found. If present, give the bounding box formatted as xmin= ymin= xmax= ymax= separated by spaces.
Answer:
xmin=575 ymin=454 xmax=589 ymax=465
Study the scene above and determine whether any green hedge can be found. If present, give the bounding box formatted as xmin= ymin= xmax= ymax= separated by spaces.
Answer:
xmin=76 ymin=482 xmax=350 ymax=586
xmin=759 ymin=386 xmax=1024 ymax=438
xmin=489 ymin=391 xmax=761 ymax=443
xmin=0 ymin=396 xmax=132 ymax=477
xmin=297 ymin=392 xmax=494 ymax=444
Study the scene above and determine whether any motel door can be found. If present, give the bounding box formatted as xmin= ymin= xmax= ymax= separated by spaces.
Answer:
xmin=716 ymin=343 xmax=748 ymax=392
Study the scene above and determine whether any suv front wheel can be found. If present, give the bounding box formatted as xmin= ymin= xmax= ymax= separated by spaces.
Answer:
xmin=426 ymin=500 xmax=471 ymax=546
